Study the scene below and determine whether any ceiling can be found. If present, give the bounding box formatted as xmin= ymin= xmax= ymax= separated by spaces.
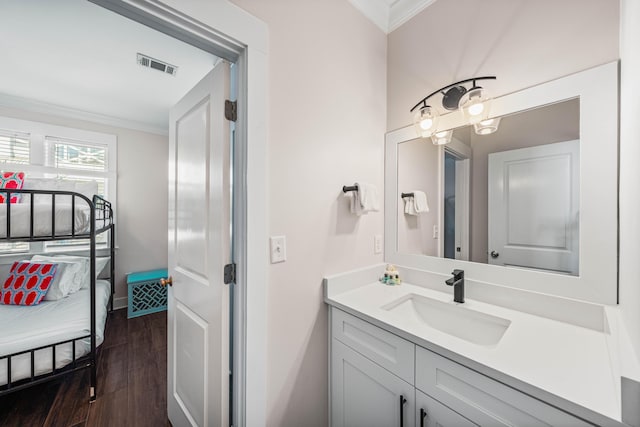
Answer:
xmin=0 ymin=0 xmax=219 ymax=133
xmin=0 ymin=0 xmax=434 ymax=134
xmin=348 ymin=0 xmax=438 ymax=33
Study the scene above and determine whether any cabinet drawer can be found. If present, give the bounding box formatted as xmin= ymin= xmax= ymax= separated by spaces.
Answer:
xmin=415 ymin=390 xmax=477 ymax=427
xmin=415 ymin=347 xmax=592 ymax=427
xmin=332 ymin=308 xmax=415 ymax=384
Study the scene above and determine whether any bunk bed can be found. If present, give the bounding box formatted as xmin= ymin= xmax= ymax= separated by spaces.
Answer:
xmin=0 ymin=186 xmax=114 ymax=402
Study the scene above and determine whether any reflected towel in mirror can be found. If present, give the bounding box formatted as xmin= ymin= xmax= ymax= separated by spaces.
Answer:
xmin=404 ymin=190 xmax=429 ymax=215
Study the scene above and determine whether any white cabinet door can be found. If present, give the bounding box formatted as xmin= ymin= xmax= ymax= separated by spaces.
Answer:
xmin=168 ymin=61 xmax=231 ymax=427
xmin=415 ymin=390 xmax=477 ymax=427
xmin=331 ymin=339 xmax=414 ymax=427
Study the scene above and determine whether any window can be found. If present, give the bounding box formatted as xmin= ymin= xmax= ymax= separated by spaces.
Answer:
xmin=0 ymin=130 xmax=30 ymax=165
xmin=0 ymin=117 xmax=117 ymax=253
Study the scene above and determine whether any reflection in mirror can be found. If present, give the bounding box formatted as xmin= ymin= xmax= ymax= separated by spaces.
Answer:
xmin=397 ymin=98 xmax=580 ymax=276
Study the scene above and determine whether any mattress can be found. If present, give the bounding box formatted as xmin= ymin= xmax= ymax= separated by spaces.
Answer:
xmin=0 ymin=280 xmax=110 ymax=386
xmin=0 ymin=203 xmax=92 ymax=239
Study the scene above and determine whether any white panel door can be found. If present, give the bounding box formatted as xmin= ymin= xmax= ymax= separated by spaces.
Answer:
xmin=488 ymin=140 xmax=579 ymax=274
xmin=168 ymin=62 xmax=231 ymax=427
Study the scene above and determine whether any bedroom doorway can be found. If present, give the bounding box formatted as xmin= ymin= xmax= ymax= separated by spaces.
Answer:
xmin=440 ymin=141 xmax=470 ymax=261
xmin=91 ymin=1 xmax=268 ymax=426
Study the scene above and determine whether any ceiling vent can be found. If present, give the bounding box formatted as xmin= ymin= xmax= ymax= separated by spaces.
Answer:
xmin=137 ymin=53 xmax=178 ymax=76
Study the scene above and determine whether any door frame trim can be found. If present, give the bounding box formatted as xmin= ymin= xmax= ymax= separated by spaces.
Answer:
xmin=90 ymin=1 xmax=268 ymax=425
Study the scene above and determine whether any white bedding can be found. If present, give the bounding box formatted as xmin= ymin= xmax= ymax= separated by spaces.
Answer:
xmin=0 ymin=203 xmax=92 ymax=239
xmin=0 ymin=280 xmax=110 ymax=386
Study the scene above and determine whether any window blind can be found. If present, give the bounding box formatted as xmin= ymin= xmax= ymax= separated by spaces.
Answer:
xmin=0 ymin=130 xmax=30 ymax=165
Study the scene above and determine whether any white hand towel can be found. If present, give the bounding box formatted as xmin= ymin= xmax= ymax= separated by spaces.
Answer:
xmin=403 ymin=191 xmax=429 ymax=216
xmin=404 ymin=196 xmax=417 ymax=215
xmin=349 ymin=190 xmax=363 ymax=216
xmin=347 ymin=183 xmax=379 ymax=216
xmin=357 ymin=183 xmax=380 ymax=212
xmin=412 ymin=190 xmax=429 ymax=213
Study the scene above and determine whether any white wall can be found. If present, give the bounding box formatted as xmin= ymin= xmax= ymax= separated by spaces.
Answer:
xmin=226 ymin=0 xmax=387 ymax=425
xmin=387 ymin=0 xmax=619 ymax=131
xmin=619 ymin=0 xmax=640 ymax=363
xmin=0 ymin=105 xmax=169 ymax=303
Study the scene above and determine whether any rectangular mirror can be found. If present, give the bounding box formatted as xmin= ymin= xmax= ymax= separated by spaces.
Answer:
xmin=385 ymin=62 xmax=618 ymax=304
xmin=398 ymin=99 xmax=580 ymax=275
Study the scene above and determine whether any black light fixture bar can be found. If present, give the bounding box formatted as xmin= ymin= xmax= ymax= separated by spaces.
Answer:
xmin=410 ymin=76 xmax=496 ymax=112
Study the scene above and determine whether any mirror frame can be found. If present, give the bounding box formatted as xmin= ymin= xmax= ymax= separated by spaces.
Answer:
xmin=385 ymin=61 xmax=619 ymax=304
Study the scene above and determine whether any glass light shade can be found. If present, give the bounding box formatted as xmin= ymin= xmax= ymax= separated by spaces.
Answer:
xmin=459 ymin=87 xmax=491 ymax=124
xmin=473 ymin=117 xmax=501 ymax=135
xmin=413 ymin=106 xmax=440 ymax=138
xmin=431 ymin=130 xmax=453 ymax=145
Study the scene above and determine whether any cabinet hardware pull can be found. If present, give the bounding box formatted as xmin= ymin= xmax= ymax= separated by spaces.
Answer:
xmin=420 ymin=408 xmax=427 ymax=427
xmin=400 ymin=395 xmax=407 ymax=426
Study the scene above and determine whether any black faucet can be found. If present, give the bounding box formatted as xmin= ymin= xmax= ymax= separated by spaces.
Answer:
xmin=445 ymin=269 xmax=465 ymax=303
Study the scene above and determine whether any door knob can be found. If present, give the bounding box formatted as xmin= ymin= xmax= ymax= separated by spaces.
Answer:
xmin=160 ymin=276 xmax=173 ymax=287
xmin=490 ymin=251 xmax=499 ymax=259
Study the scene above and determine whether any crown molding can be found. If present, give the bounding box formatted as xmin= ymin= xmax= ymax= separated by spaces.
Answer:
xmin=0 ymin=93 xmax=168 ymax=136
xmin=388 ymin=0 xmax=438 ymax=32
xmin=348 ymin=0 xmax=437 ymax=34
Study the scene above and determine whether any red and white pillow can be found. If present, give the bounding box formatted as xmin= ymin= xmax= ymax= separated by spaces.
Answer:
xmin=0 ymin=171 xmax=25 ymax=204
xmin=0 ymin=261 xmax=58 ymax=306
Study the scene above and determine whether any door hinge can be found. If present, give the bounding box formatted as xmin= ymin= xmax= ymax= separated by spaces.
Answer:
xmin=225 ymin=100 xmax=237 ymax=122
xmin=224 ymin=263 xmax=236 ymax=284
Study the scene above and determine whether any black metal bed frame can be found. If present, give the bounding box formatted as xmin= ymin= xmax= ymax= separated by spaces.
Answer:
xmin=0 ymin=189 xmax=115 ymax=402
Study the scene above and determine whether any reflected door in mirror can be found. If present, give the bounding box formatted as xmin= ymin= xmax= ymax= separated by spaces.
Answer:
xmin=488 ymin=140 xmax=579 ymax=275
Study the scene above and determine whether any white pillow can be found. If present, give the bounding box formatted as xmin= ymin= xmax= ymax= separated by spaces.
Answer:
xmin=21 ymin=178 xmax=98 ymax=205
xmin=47 ymin=255 xmax=109 ymax=291
xmin=88 ymin=257 xmax=110 ymax=288
xmin=30 ymin=255 xmax=83 ymax=300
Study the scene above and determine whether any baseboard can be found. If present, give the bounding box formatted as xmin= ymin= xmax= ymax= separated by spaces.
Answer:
xmin=113 ymin=296 xmax=128 ymax=311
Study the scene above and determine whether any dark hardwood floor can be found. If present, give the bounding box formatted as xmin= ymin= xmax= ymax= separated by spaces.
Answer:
xmin=0 ymin=309 xmax=169 ymax=427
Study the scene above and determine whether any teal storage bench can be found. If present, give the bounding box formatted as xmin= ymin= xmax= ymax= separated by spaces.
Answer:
xmin=127 ymin=269 xmax=168 ymax=319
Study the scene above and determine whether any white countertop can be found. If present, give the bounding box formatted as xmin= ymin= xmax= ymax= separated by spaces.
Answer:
xmin=324 ymin=265 xmax=640 ymax=426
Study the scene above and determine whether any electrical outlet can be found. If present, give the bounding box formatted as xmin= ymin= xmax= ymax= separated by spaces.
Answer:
xmin=433 ymin=225 xmax=439 ymax=239
xmin=374 ymin=234 xmax=383 ymax=254
xmin=270 ymin=236 xmax=286 ymax=263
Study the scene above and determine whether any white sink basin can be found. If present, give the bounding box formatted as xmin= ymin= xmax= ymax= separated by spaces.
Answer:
xmin=382 ymin=293 xmax=511 ymax=346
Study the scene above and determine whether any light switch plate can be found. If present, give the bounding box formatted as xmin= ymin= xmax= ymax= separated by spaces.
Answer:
xmin=270 ymin=236 xmax=286 ymax=263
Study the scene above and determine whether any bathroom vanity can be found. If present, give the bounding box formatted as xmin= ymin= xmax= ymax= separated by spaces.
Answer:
xmin=324 ymin=265 xmax=634 ymax=427
xmin=325 ymin=61 xmax=640 ymax=427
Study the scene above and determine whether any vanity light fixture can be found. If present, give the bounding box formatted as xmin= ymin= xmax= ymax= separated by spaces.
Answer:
xmin=473 ymin=117 xmax=501 ymax=135
xmin=413 ymin=105 xmax=439 ymax=138
xmin=410 ymin=76 xmax=496 ymax=144
xmin=431 ymin=129 xmax=453 ymax=145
